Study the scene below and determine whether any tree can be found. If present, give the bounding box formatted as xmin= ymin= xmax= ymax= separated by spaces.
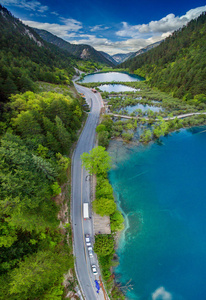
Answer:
xmin=122 ymin=132 xmax=134 ymax=141
xmin=94 ymin=235 xmax=114 ymax=256
xmin=98 ymin=131 xmax=110 ymax=148
xmin=96 ymin=178 xmax=114 ymax=199
xmin=93 ymin=197 xmax=116 ymax=216
xmin=55 ymin=116 xmax=71 ymax=154
xmin=110 ymin=210 xmax=124 ymax=231
xmin=13 ymin=111 xmax=41 ymax=137
xmin=153 ymin=117 xmax=169 ymax=138
xmin=9 ymin=250 xmax=73 ymax=299
xmin=101 ymin=115 xmax=113 ymax=132
xmin=96 ymin=124 xmax=107 ymax=133
xmin=50 ymin=182 xmax=61 ymax=196
xmin=140 ymin=129 xmax=152 ymax=143
xmin=36 ymin=144 xmax=49 ymax=159
xmin=81 ymin=146 xmax=111 ymax=175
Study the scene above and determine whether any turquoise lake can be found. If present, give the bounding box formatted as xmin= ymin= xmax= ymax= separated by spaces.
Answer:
xmin=108 ymin=127 xmax=206 ymax=300
xmin=80 ymin=71 xmax=143 ymax=83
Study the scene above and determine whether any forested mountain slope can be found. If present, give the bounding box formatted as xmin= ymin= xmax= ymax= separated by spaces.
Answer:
xmin=99 ymin=51 xmax=118 ymax=65
xmin=128 ymin=40 xmax=162 ymax=60
xmin=34 ymin=28 xmax=114 ymax=67
xmin=120 ymin=12 xmax=206 ymax=100
xmin=0 ymin=5 xmax=86 ymax=298
xmin=0 ymin=5 xmax=78 ymax=103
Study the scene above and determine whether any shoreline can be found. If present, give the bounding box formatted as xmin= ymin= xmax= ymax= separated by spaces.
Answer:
xmin=108 ymin=124 xmax=206 ymax=300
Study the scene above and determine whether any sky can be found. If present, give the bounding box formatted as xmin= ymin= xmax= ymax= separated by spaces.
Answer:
xmin=1 ymin=0 xmax=206 ymax=55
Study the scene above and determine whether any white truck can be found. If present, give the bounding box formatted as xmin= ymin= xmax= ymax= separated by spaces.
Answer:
xmin=83 ymin=203 xmax=89 ymax=220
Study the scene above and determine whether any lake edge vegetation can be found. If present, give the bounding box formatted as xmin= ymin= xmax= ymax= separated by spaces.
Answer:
xmin=81 ymin=146 xmax=125 ymax=300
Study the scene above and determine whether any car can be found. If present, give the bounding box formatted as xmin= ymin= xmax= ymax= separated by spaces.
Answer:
xmin=85 ymin=234 xmax=91 ymax=246
xmin=88 ymin=246 xmax=93 ymax=257
xmin=91 ymin=264 xmax=98 ymax=275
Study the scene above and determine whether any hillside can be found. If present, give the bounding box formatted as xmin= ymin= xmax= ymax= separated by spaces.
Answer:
xmin=0 ymin=5 xmax=85 ymax=298
xmin=34 ymin=28 xmax=114 ymax=67
xmin=119 ymin=12 xmax=206 ymax=99
xmin=128 ymin=40 xmax=162 ymax=60
xmin=0 ymin=5 xmax=79 ymax=103
xmin=99 ymin=51 xmax=118 ymax=65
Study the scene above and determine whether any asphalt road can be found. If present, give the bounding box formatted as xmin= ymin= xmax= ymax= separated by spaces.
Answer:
xmin=72 ymin=82 xmax=105 ymax=300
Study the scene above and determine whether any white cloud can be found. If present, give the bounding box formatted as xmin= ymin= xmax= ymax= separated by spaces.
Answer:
xmin=152 ymin=287 xmax=172 ymax=300
xmin=22 ymin=18 xmax=82 ymax=38
xmin=1 ymin=0 xmax=48 ymax=13
xmin=90 ymin=25 xmax=110 ymax=32
xmin=51 ymin=11 xmax=59 ymax=16
xmin=116 ymin=6 xmax=206 ymax=38
xmin=19 ymin=5 xmax=206 ymax=55
xmin=71 ymin=34 xmax=163 ymax=55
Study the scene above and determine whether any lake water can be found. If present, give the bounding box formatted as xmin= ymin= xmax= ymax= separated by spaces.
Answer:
xmin=126 ymin=103 xmax=163 ymax=114
xmin=99 ymin=84 xmax=137 ymax=93
xmin=108 ymin=127 xmax=206 ymax=300
xmin=80 ymin=71 xmax=143 ymax=83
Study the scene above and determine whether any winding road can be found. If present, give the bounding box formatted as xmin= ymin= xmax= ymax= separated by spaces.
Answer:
xmin=71 ymin=82 xmax=106 ymax=300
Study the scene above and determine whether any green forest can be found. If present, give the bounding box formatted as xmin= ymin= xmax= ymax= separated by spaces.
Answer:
xmin=0 ymin=5 xmax=88 ymax=299
xmin=0 ymin=90 xmax=84 ymax=299
xmin=120 ymin=12 xmax=206 ymax=100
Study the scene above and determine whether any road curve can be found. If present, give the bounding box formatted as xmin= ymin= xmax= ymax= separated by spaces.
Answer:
xmin=71 ymin=82 xmax=105 ymax=300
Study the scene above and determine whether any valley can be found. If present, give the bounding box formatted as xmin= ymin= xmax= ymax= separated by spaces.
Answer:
xmin=0 ymin=2 xmax=206 ymax=300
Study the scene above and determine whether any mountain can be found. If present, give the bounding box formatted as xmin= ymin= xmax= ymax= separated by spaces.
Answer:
xmin=112 ymin=52 xmax=134 ymax=64
xmin=119 ymin=12 xmax=206 ymax=99
xmin=111 ymin=41 xmax=162 ymax=64
xmin=99 ymin=51 xmax=118 ymax=65
xmin=128 ymin=41 xmax=162 ymax=60
xmin=0 ymin=5 xmax=85 ymax=299
xmin=34 ymin=28 xmax=114 ymax=67
xmin=0 ymin=4 xmax=78 ymax=102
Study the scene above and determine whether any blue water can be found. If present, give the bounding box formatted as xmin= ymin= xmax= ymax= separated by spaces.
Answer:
xmin=99 ymin=84 xmax=137 ymax=93
xmin=108 ymin=127 xmax=206 ymax=300
xmin=80 ymin=71 xmax=143 ymax=83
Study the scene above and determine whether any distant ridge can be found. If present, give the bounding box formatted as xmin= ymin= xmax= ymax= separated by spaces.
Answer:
xmin=128 ymin=41 xmax=163 ymax=60
xmin=99 ymin=51 xmax=118 ymax=65
xmin=112 ymin=52 xmax=134 ymax=64
xmin=111 ymin=41 xmax=162 ymax=64
xmin=34 ymin=28 xmax=114 ymax=66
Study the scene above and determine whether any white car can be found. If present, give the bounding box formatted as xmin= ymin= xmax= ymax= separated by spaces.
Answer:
xmin=88 ymin=246 xmax=93 ymax=257
xmin=85 ymin=234 xmax=91 ymax=246
xmin=92 ymin=264 xmax=98 ymax=275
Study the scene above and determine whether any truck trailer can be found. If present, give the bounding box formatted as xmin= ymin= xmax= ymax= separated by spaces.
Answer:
xmin=83 ymin=203 xmax=89 ymax=220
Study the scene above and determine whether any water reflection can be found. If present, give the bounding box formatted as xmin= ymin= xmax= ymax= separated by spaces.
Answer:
xmin=80 ymin=71 xmax=143 ymax=83
xmin=99 ymin=84 xmax=137 ymax=93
